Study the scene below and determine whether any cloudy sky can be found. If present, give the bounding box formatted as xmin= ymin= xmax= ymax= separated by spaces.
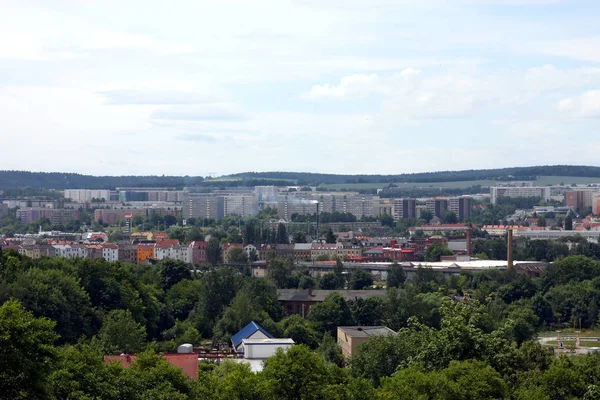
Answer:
xmin=1 ymin=0 xmax=600 ymax=177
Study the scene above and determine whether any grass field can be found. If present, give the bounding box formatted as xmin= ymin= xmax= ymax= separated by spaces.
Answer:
xmin=545 ymin=340 xmax=600 ymax=348
xmin=539 ymin=328 xmax=600 ymax=338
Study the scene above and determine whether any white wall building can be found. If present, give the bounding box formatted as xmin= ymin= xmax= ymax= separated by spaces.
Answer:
xmin=242 ymin=338 xmax=295 ymax=360
xmin=490 ymin=186 xmax=552 ymax=204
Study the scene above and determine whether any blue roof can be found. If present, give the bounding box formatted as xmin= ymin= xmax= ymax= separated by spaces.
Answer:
xmin=231 ymin=321 xmax=274 ymax=350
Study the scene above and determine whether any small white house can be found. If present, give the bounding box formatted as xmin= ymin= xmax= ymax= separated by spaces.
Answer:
xmin=242 ymin=338 xmax=295 ymax=360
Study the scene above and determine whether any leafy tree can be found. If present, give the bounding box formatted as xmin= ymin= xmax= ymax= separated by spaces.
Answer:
xmin=293 ymin=231 xmax=307 ymax=243
xmin=5 ymin=267 xmax=93 ymax=343
xmin=387 ymin=262 xmax=406 ymax=288
xmin=308 ymin=293 xmax=354 ymax=335
xmin=318 ymin=272 xmax=345 ymax=290
xmin=377 ymin=360 xmax=507 ymax=400
xmin=276 ymin=223 xmax=289 ymax=244
xmin=262 ymin=345 xmax=331 ymax=400
xmin=347 ymin=268 xmax=373 ymax=290
xmin=186 ymin=226 xmax=205 ymax=242
xmin=211 ymin=360 xmax=267 ymax=400
xmin=166 ymin=279 xmax=204 ymax=320
xmin=425 ymin=242 xmax=454 ymax=262
xmin=420 ymin=209 xmax=434 ymax=223
xmin=565 ymin=214 xmax=573 ymax=231
xmin=0 ymin=300 xmax=58 ymax=400
xmin=228 ymin=247 xmax=248 ymax=264
xmin=98 ymin=309 xmax=146 ymax=354
xmin=278 ymin=315 xmax=320 ymax=348
xmin=537 ymin=215 xmax=546 ymax=227
xmin=325 ymin=228 xmax=337 ymax=244
xmin=317 ymin=333 xmax=344 ymax=367
xmin=207 ymin=236 xmax=222 ymax=265
xmin=158 ymin=259 xmax=191 ymax=290
xmin=444 ymin=211 xmax=458 ymax=224
xmin=349 ymin=297 xmax=385 ymax=326
xmin=267 ymin=258 xmax=296 ymax=289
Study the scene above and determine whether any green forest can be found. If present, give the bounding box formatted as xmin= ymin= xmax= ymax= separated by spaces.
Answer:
xmin=5 ymin=247 xmax=600 ymax=399
xmin=3 ymin=165 xmax=600 ymax=189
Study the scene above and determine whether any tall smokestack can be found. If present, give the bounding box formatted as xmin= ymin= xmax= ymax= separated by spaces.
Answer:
xmin=507 ymin=228 xmax=513 ymax=269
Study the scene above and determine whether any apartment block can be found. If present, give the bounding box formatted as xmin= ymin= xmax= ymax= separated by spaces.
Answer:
xmin=448 ymin=196 xmax=472 ymax=220
xmin=224 ymin=195 xmax=259 ymax=217
xmin=117 ymin=188 xmax=186 ymax=202
xmin=64 ymin=189 xmax=111 ymax=202
xmin=393 ymin=198 xmax=416 ymax=221
xmin=184 ymin=195 xmax=225 ymax=220
xmin=255 ymin=186 xmax=278 ymax=204
xmin=490 ymin=186 xmax=551 ymax=205
xmin=564 ymin=189 xmax=600 ymax=209
xmin=425 ymin=199 xmax=448 ymax=218
xmin=93 ymin=207 xmax=181 ymax=225
xmin=0 ymin=203 xmax=8 ymax=219
xmin=17 ymin=208 xmax=80 ymax=225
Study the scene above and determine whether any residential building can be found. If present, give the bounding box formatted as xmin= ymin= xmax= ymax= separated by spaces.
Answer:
xmin=254 ymin=186 xmax=278 ymax=204
xmin=101 ymin=243 xmax=119 ymax=262
xmin=64 ymin=189 xmax=111 ymax=202
xmin=86 ymin=244 xmax=104 ymax=260
xmin=425 ymin=198 xmax=448 ymax=218
xmin=137 ymin=244 xmax=155 ymax=264
xmin=188 ymin=241 xmax=207 ymax=264
xmin=184 ymin=195 xmax=225 ymax=220
xmin=0 ymin=203 xmax=8 ymax=219
xmin=231 ymin=321 xmax=274 ymax=352
xmin=448 ymin=196 xmax=472 ymax=220
xmin=94 ymin=207 xmax=181 ymax=225
xmin=223 ymin=243 xmax=244 ymax=263
xmin=277 ymin=288 xmax=387 ymax=317
xmin=311 ymin=243 xmax=338 ymax=259
xmin=17 ymin=208 xmax=80 ymax=225
xmin=224 ymin=195 xmax=259 ymax=217
xmin=594 ymin=195 xmax=600 ymax=216
xmin=393 ymin=198 xmax=416 ymax=221
xmin=275 ymin=244 xmax=294 ymax=259
xmin=337 ymin=326 xmax=396 ymax=358
xmin=118 ymin=244 xmax=138 ymax=264
xmin=244 ymin=244 xmax=258 ymax=260
xmin=242 ymin=338 xmax=295 ymax=360
xmin=490 ymin=186 xmax=552 ymax=204
xmin=293 ymin=243 xmax=313 ymax=261
xmin=19 ymin=245 xmax=40 ymax=259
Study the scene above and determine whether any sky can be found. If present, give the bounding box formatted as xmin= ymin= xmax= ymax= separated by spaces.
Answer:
xmin=1 ymin=0 xmax=600 ymax=177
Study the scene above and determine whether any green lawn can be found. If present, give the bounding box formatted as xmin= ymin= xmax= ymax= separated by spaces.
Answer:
xmin=539 ymin=328 xmax=600 ymax=338
xmin=545 ymin=340 xmax=600 ymax=348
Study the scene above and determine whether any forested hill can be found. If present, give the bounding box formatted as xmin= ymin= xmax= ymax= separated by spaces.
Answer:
xmin=1 ymin=165 xmax=600 ymax=189
xmin=0 ymin=171 xmax=205 ymax=189
xmin=217 ymin=165 xmax=600 ymax=185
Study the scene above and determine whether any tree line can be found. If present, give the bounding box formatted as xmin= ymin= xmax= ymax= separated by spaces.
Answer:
xmin=6 ymin=246 xmax=600 ymax=398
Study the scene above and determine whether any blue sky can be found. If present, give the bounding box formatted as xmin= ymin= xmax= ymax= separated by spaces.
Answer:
xmin=1 ymin=0 xmax=600 ymax=176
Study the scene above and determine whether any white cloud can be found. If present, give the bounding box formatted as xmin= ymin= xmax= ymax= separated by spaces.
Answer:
xmin=533 ymin=37 xmax=600 ymax=63
xmin=556 ymin=91 xmax=600 ymax=118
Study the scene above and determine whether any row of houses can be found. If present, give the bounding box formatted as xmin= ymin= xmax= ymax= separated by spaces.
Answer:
xmin=1 ymin=240 xmax=208 ymax=265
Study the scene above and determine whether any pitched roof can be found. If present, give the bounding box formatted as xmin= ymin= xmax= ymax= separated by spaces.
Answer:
xmin=231 ymin=321 xmax=274 ymax=350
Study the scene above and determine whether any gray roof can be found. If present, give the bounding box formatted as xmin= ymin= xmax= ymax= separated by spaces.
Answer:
xmin=338 ymin=326 xmax=396 ymax=338
xmin=277 ymin=289 xmax=387 ymax=302
xmin=294 ymin=243 xmax=313 ymax=251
